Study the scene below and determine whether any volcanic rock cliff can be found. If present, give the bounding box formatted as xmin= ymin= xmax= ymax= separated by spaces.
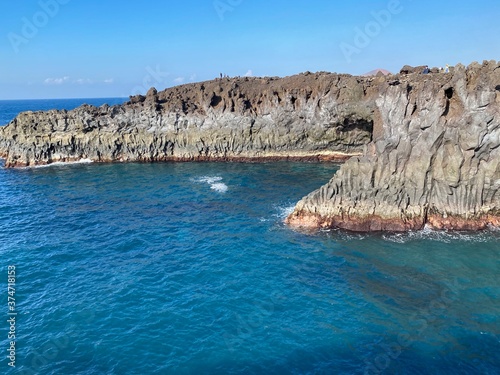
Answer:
xmin=0 ymin=73 xmax=377 ymax=167
xmin=287 ymin=61 xmax=500 ymax=231
xmin=2 ymin=62 xmax=499 ymax=232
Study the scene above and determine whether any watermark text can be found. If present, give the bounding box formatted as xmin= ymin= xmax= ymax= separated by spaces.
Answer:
xmin=8 ymin=0 xmax=71 ymax=53
xmin=6 ymin=265 xmax=17 ymax=368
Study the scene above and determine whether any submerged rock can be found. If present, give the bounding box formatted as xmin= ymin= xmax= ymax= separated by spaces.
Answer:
xmin=286 ymin=61 xmax=500 ymax=231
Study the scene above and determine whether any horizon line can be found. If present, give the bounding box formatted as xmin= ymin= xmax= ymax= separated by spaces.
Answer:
xmin=0 ymin=96 xmax=128 ymax=102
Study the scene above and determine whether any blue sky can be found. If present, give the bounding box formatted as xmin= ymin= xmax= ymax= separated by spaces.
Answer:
xmin=0 ymin=0 xmax=498 ymax=99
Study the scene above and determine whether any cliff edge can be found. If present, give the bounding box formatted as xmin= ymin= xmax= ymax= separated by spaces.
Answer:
xmin=0 ymin=73 xmax=378 ymax=167
xmin=286 ymin=61 xmax=500 ymax=231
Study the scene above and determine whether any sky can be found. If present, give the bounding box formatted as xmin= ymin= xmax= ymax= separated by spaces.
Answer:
xmin=0 ymin=0 xmax=499 ymax=99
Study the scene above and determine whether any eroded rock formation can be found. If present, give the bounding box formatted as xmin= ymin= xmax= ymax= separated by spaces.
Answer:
xmin=2 ymin=62 xmax=499 ymax=231
xmin=287 ymin=61 xmax=500 ymax=231
xmin=0 ymin=73 xmax=377 ymax=167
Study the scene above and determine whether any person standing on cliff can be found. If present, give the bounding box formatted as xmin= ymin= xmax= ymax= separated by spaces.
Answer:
xmin=422 ymin=65 xmax=430 ymax=74
xmin=445 ymin=64 xmax=450 ymax=73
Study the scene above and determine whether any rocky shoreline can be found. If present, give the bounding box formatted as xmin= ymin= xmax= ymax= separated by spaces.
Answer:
xmin=1 ymin=61 xmax=499 ymax=232
xmin=0 ymin=73 xmax=376 ymax=168
xmin=286 ymin=61 xmax=500 ymax=231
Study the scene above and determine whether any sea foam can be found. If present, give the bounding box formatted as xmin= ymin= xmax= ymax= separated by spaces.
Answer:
xmin=20 ymin=159 xmax=94 ymax=169
xmin=193 ymin=176 xmax=228 ymax=193
xmin=382 ymin=224 xmax=497 ymax=244
xmin=210 ymin=182 xmax=228 ymax=193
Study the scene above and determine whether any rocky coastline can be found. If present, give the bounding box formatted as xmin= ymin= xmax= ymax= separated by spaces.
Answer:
xmin=1 ymin=61 xmax=499 ymax=232
xmin=286 ymin=61 xmax=500 ymax=231
xmin=0 ymin=73 xmax=376 ymax=167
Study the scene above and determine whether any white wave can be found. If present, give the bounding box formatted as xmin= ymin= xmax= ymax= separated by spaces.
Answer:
xmin=192 ymin=176 xmax=227 ymax=193
xmin=196 ymin=176 xmax=223 ymax=184
xmin=267 ymin=203 xmax=296 ymax=222
xmin=210 ymin=182 xmax=228 ymax=193
xmin=20 ymin=159 xmax=94 ymax=169
xmin=276 ymin=204 xmax=296 ymax=219
xmin=382 ymin=233 xmax=407 ymax=244
xmin=382 ymin=225 xmax=496 ymax=244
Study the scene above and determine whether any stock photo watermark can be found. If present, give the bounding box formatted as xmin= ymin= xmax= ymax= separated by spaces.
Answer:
xmin=131 ymin=65 xmax=170 ymax=96
xmin=213 ymin=0 xmax=243 ymax=21
xmin=18 ymin=308 xmax=95 ymax=375
xmin=362 ymin=278 xmax=464 ymax=374
xmin=4 ymin=262 xmax=96 ymax=374
xmin=7 ymin=0 xmax=71 ymax=54
xmin=6 ymin=266 xmax=17 ymax=368
xmin=339 ymin=0 xmax=409 ymax=63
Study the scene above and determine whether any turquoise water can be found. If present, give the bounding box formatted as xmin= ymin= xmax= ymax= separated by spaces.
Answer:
xmin=0 ymin=101 xmax=499 ymax=374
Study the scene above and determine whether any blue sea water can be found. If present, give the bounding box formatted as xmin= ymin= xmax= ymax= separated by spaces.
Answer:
xmin=0 ymin=98 xmax=126 ymax=126
xmin=0 ymin=100 xmax=499 ymax=374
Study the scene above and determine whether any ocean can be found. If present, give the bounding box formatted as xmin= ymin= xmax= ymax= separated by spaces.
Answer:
xmin=0 ymin=99 xmax=499 ymax=374
xmin=0 ymin=98 xmax=127 ymax=126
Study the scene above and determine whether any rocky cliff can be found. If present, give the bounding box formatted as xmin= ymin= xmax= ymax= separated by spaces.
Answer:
xmin=287 ymin=61 xmax=500 ymax=231
xmin=2 ymin=62 xmax=499 ymax=231
xmin=0 ymin=73 xmax=378 ymax=167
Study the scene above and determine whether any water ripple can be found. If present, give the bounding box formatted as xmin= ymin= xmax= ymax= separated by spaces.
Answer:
xmin=0 ymin=162 xmax=498 ymax=374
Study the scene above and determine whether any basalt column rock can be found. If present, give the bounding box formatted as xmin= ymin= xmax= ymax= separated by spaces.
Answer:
xmin=287 ymin=61 xmax=500 ymax=231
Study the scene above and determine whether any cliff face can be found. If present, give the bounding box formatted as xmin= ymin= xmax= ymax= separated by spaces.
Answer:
xmin=2 ymin=62 xmax=500 ymax=231
xmin=0 ymin=73 xmax=377 ymax=167
xmin=287 ymin=61 xmax=500 ymax=231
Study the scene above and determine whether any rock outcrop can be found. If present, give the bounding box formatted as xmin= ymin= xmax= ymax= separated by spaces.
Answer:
xmin=2 ymin=62 xmax=499 ymax=231
xmin=287 ymin=61 xmax=500 ymax=231
xmin=0 ymin=73 xmax=378 ymax=167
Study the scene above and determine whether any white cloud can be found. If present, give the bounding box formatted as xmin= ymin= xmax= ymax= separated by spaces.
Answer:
xmin=74 ymin=78 xmax=93 ymax=85
xmin=189 ymin=74 xmax=197 ymax=82
xmin=43 ymin=76 xmax=104 ymax=85
xmin=44 ymin=76 xmax=70 ymax=85
xmin=173 ymin=77 xmax=185 ymax=84
xmin=244 ymin=70 xmax=253 ymax=77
